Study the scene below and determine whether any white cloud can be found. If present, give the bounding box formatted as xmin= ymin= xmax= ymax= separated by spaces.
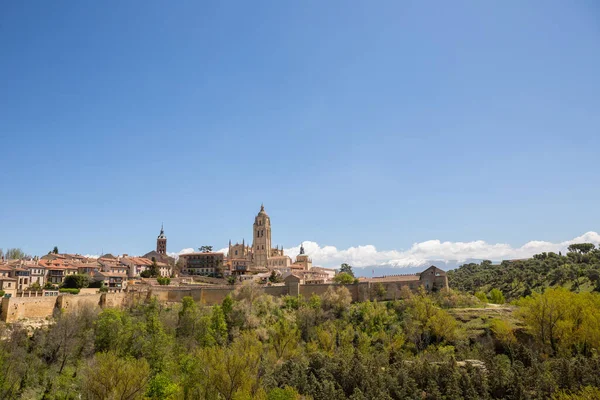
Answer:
xmin=83 ymin=254 xmax=99 ymax=259
xmin=167 ymin=248 xmax=195 ymax=260
xmin=171 ymin=232 xmax=600 ymax=270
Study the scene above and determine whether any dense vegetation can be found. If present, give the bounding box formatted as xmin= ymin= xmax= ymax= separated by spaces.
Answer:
xmin=448 ymin=243 xmax=600 ymax=300
xmin=1 ymin=281 xmax=600 ymax=399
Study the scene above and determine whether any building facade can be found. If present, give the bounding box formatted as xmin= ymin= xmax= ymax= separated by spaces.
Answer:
xmin=180 ymin=252 xmax=225 ymax=276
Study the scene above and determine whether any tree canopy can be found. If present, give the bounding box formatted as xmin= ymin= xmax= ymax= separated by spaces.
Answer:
xmin=2 ymin=269 xmax=600 ymax=399
xmin=448 ymin=244 xmax=600 ymax=300
xmin=62 ymin=274 xmax=90 ymax=289
xmin=339 ymin=263 xmax=355 ymax=277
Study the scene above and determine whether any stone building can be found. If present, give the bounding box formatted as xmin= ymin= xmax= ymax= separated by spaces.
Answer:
xmin=227 ymin=205 xmax=294 ymax=271
xmin=179 ymin=252 xmax=224 ymax=276
xmin=360 ymin=265 xmax=449 ymax=291
xmin=156 ymin=224 xmax=167 ymax=255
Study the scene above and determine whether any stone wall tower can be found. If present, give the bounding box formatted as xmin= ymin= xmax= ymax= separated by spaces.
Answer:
xmin=252 ymin=204 xmax=271 ymax=268
xmin=157 ymin=224 xmax=167 ymax=255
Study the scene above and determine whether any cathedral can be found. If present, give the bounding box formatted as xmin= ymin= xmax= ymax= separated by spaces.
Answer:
xmin=227 ymin=204 xmax=311 ymax=274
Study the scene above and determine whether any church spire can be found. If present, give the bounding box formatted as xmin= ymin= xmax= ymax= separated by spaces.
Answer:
xmin=156 ymin=223 xmax=167 ymax=254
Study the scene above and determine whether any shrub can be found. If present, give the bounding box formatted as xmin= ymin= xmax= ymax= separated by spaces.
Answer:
xmin=488 ymin=288 xmax=505 ymax=304
xmin=59 ymin=288 xmax=80 ymax=295
xmin=475 ymin=291 xmax=489 ymax=303
xmin=0 ymin=290 xmax=5 ymax=297
xmin=88 ymin=280 xmax=104 ymax=288
xmin=140 ymin=270 xmax=152 ymax=278
xmin=157 ymin=277 xmax=171 ymax=285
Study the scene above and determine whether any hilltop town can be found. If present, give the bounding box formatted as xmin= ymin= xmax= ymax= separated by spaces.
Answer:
xmin=0 ymin=205 xmax=448 ymax=311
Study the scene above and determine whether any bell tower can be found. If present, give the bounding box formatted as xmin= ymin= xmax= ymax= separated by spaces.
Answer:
xmin=252 ymin=204 xmax=271 ymax=267
xmin=157 ymin=224 xmax=167 ymax=255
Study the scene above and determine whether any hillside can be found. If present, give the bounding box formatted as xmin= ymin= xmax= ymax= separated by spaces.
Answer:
xmin=448 ymin=243 xmax=600 ymax=300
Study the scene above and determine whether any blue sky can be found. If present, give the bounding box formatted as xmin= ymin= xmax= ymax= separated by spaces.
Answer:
xmin=1 ymin=1 xmax=599 ymax=268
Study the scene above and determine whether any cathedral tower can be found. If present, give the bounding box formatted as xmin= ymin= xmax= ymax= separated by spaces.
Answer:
xmin=252 ymin=204 xmax=271 ymax=267
xmin=157 ymin=224 xmax=167 ymax=255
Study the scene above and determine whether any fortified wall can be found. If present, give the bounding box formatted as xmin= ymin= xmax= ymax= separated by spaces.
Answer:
xmin=1 ymin=278 xmax=438 ymax=323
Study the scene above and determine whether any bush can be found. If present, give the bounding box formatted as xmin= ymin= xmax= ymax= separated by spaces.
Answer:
xmin=475 ymin=291 xmax=488 ymax=303
xmin=140 ymin=270 xmax=152 ymax=278
xmin=0 ymin=290 xmax=5 ymax=297
xmin=59 ymin=288 xmax=80 ymax=295
xmin=88 ymin=280 xmax=104 ymax=288
xmin=157 ymin=277 xmax=171 ymax=285
xmin=488 ymin=288 xmax=505 ymax=304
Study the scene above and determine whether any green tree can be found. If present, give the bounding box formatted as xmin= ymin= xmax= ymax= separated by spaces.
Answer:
xmin=197 ymin=332 xmax=263 ymax=399
xmin=269 ymin=270 xmax=281 ymax=283
xmin=222 ymin=294 xmax=234 ymax=319
xmin=269 ymin=317 xmax=300 ymax=361
xmin=81 ymin=352 xmax=150 ymax=400
xmin=333 ymin=272 xmax=355 ymax=285
xmin=488 ymin=288 xmax=505 ymax=304
xmin=52 ymin=246 xmax=59 ymax=254
xmin=145 ymin=373 xmax=179 ymax=399
xmin=268 ymin=386 xmax=301 ymax=400
xmin=475 ymin=291 xmax=488 ymax=303
xmin=567 ymin=243 xmax=595 ymax=254
xmin=490 ymin=318 xmax=517 ymax=362
xmin=177 ymin=296 xmax=198 ymax=339
xmin=5 ymin=248 xmax=25 ymax=260
xmin=339 ymin=263 xmax=355 ymax=277
xmin=211 ymin=305 xmax=228 ymax=346
xmin=62 ymin=274 xmax=90 ymax=289
xmin=148 ymin=257 xmax=160 ymax=278
xmin=517 ymin=289 xmax=600 ymax=356
xmin=199 ymin=245 xmax=213 ymax=253
xmin=322 ymin=286 xmax=352 ymax=317
xmin=94 ymin=308 xmax=132 ymax=353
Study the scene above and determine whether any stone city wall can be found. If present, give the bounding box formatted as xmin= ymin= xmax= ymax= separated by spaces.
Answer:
xmin=57 ymin=293 xmax=103 ymax=312
xmin=1 ymin=279 xmax=433 ymax=322
xmin=1 ymin=296 xmax=58 ymax=323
